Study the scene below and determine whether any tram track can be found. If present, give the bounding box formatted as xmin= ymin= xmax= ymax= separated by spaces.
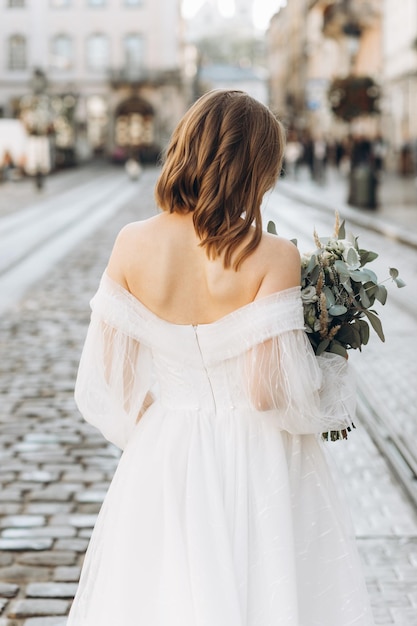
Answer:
xmin=356 ymin=389 xmax=417 ymax=510
xmin=0 ymin=168 xmax=141 ymax=314
xmin=0 ymin=173 xmax=125 ymax=278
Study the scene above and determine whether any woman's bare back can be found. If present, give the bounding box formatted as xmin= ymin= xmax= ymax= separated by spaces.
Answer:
xmin=106 ymin=211 xmax=300 ymax=325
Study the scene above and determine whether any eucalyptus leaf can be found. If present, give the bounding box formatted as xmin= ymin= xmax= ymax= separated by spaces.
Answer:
xmin=316 ymin=338 xmax=331 ymax=356
xmin=309 ymin=264 xmax=321 ymax=284
xmin=290 ymin=238 xmax=298 ymax=247
xmin=267 ymin=220 xmax=277 ymax=235
xmin=357 ymin=319 xmax=370 ymax=345
xmin=340 ymin=278 xmax=353 ymax=294
xmin=307 ymin=254 xmax=318 ymax=274
xmin=329 ymin=341 xmax=348 ymax=358
xmin=337 ymin=324 xmax=360 ymax=347
xmin=362 ymin=268 xmax=378 ymax=283
xmin=328 ymin=304 xmax=348 ymax=316
xmin=349 ymin=269 xmax=373 ymax=282
xmin=359 ymin=249 xmax=378 ymax=266
xmin=346 ymin=247 xmax=360 ymax=268
xmin=389 ymin=267 xmax=406 ymax=288
xmin=323 ymin=286 xmax=335 ymax=307
xmin=376 ymin=284 xmax=387 ymax=305
xmin=334 ymin=325 xmax=352 ymax=343
xmin=338 ymin=220 xmax=346 ymax=240
xmin=363 ymin=281 xmax=378 ymax=298
xmin=363 ymin=310 xmax=385 ymax=342
xmin=334 ymin=260 xmax=350 ymax=277
xmin=359 ymin=286 xmax=371 ymax=309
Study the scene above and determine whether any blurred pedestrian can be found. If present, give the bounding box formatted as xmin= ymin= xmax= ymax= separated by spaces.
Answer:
xmin=125 ymin=157 xmax=142 ymax=181
xmin=25 ymin=135 xmax=51 ymax=190
xmin=67 ymin=89 xmax=374 ymax=626
xmin=371 ymin=135 xmax=387 ymax=174
xmin=284 ymin=131 xmax=303 ymax=179
xmin=313 ymin=135 xmax=327 ymax=183
xmin=0 ymin=150 xmax=14 ymax=182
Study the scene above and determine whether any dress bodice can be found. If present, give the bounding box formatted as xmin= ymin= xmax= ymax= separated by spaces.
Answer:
xmin=90 ymin=273 xmax=304 ymax=412
xmin=75 ymin=272 xmax=355 ymax=450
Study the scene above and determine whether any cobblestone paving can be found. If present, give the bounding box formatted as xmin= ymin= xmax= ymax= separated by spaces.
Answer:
xmin=1 ymin=168 xmax=417 ymax=625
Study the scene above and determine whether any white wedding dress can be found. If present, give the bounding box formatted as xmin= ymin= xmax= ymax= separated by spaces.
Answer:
xmin=67 ymin=272 xmax=374 ymax=626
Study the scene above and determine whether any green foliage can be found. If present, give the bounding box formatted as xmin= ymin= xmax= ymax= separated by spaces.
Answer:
xmin=328 ymin=75 xmax=380 ymax=122
xmin=268 ymin=214 xmax=405 ymax=442
xmin=267 ymin=220 xmax=277 ymax=235
xmin=268 ymin=214 xmax=405 ymax=358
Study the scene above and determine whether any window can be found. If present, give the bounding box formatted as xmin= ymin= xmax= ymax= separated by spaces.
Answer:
xmin=124 ymin=33 xmax=144 ymax=70
xmin=8 ymin=34 xmax=27 ymax=70
xmin=50 ymin=34 xmax=73 ymax=70
xmin=8 ymin=0 xmax=25 ymax=7
xmin=86 ymin=34 xmax=110 ymax=71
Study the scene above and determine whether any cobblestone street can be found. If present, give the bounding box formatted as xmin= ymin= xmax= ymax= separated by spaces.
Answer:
xmin=0 ymin=168 xmax=417 ymax=625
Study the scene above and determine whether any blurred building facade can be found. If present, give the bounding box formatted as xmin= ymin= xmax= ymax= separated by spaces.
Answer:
xmin=382 ymin=0 xmax=417 ymax=173
xmin=267 ymin=0 xmax=417 ymax=173
xmin=185 ymin=0 xmax=255 ymax=41
xmin=268 ymin=0 xmax=381 ymax=134
xmin=184 ymin=0 xmax=268 ymax=103
xmin=0 ymin=0 xmax=188 ymax=166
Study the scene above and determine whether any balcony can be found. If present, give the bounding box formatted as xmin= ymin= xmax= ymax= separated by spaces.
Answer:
xmin=323 ymin=0 xmax=380 ymax=38
xmin=108 ymin=67 xmax=182 ymax=88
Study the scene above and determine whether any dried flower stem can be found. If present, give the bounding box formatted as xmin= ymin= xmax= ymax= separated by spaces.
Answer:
xmin=316 ymin=271 xmax=324 ymax=296
xmin=328 ymin=324 xmax=341 ymax=340
xmin=314 ymin=229 xmax=322 ymax=249
xmin=333 ymin=211 xmax=340 ymax=238
xmin=319 ymin=292 xmax=329 ymax=338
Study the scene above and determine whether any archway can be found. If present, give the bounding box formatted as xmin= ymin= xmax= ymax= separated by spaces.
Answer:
xmin=113 ymin=96 xmax=159 ymax=163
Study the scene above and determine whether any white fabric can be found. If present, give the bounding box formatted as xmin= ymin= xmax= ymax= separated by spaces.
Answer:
xmin=68 ymin=272 xmax=374 ymax=626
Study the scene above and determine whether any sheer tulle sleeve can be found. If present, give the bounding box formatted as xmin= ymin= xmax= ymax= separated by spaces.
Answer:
xmin=74 ymin=287 xmax=153 ymax=450
xmin=243 ymin=326 xmax=356 ymax=436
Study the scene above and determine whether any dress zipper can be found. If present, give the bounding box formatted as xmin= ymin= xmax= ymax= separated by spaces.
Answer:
xmin=193 ymin=325 xmax=217 ymax=413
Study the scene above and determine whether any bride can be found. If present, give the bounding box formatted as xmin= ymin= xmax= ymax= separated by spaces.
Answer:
xmin=67 ymin=89 xmax=374 ymax=625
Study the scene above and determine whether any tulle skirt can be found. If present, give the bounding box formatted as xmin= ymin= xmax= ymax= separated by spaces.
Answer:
xmin=67 ymin=402 xmax=374 ymax=626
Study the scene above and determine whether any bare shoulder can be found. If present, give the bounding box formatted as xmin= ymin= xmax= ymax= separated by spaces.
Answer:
xmin=105 ymin=215 xmax=163 ymax=287
xmin=116 ymin=214 xmax=164 ymax=242
xmin=255 ymin=232 xmax=301 ymax=298
xmin=261 ymin=231 xmax=300 ymax=258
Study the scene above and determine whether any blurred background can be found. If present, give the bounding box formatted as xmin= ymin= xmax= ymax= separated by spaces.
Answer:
xmin=0 ymin=3 xmax=417 ymax=625
xmin=0 ymin=0 xmax=416 ymax=195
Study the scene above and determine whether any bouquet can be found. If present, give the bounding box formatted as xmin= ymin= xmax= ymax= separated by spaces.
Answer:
xmin=268 ymin=214 xmax=405 ymax=440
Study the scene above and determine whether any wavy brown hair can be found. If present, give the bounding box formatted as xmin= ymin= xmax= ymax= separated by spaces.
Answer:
xmin=155 ymin=90 xmax=285 ymax=270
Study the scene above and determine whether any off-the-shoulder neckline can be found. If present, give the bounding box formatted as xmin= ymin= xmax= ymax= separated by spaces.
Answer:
xmin=100 ymin=271 xmax=301 ymax=328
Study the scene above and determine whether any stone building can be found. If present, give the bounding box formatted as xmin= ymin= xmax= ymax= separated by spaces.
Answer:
xmin=267 ymin=0 xmax=309 ymax=127
xmin=267 ymin=0 xmax=382 ymax=141
xmin=381 ymin=0 xmax=417 ymax=173
xmin=0 ymin=0 xmax=188 ymax=165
